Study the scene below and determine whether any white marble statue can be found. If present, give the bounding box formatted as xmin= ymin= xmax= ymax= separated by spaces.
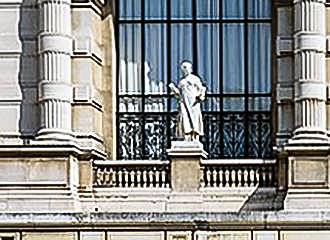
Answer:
xmin=169 ymin=61 xmax=206 ymax=141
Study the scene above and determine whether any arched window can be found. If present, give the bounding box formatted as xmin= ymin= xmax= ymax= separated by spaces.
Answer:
xmin=116 ymin=0 xmax=272 ymax=160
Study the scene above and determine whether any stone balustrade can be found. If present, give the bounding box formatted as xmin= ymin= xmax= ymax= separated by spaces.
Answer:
xmin=93 ymin=160 xmax=171 ymax=188
xmin=90 ymin=157 xmax=280 ymax=212
xmin=200 ymin=159 xmax=277 ymax=188
xmin=93 ymin=158 xmax=278 ymax=190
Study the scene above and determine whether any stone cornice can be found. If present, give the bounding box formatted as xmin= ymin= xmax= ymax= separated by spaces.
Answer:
xmin=275 ymin=0 xmax=293 ymax=7
xmin=0 ymin=143 xmax=107 ymax=160
xmin=0 ymin=211 xmax=330 ymax=229
xmin=72 ymin=0 xmax=106 ymax=17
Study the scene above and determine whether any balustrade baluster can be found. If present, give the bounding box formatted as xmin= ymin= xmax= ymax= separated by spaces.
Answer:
xmin=118 ymin=170 xmax=123 ymax=187
xmin=96 ymin=168 xmax=102 ymax=186
xmin=155 ymin=169 xmax=160 ymax=188
xmin=104 ymin=167 xmax=109 ymax=185
xmin=124 ymin=169 xmax=129 ymax=187
xmin=237 ymin=169 xmax=242 ymax=187
xmin=103 ymin=167 xmax=109 ymax=185
xmin=137 ymin=170 xmax=142 ymax=187
xmin=212 ymin=169 xmax=218 ymax=187
xmin=250 ymin=169 xmax=255 ymax=186
xmin=225 ymin=169 xmax=230 ymax=187
xmin=161 ymin=169 xmax=166 ymax=188
xmin=143 ymin=170 xmax=148 ymax=188
xmin=219 ymin=169 xmax=223 ymax=187
xmin=268 ymin=168 xmax=273 ymax=187
xmin=111 ymin=168 xmax=117 ymax=187
xmin=149 ymin=169 xmax=154 ymax=187
xmin=103 ymin=168 xmax=107 ymax=185
xmin=105 ymin=167 xmax=111 ymax=185
xmin=256 ymin=168 xmax=260 ymax=186
xmin=244 ymin=169 xmax=248 ymax=187
xmin=165 ymin=166 xmax=170 ymax=188
xmin=206 ymin=168 xmax=211 ymax=187
xmin=262 ymin=167 xmax=267 ymax=187
xmin=231 ymin=169 xmax=236 ymax=187
xmin=130 ymin=170 xmax=136 ymax=187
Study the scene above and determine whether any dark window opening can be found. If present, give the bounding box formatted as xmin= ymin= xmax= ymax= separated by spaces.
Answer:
xmin=116 ymin=0 xmax=273 ymax=160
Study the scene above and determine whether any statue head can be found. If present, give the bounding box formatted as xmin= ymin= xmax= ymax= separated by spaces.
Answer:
xmin=180 ymin=61 xmax=193 ymax=77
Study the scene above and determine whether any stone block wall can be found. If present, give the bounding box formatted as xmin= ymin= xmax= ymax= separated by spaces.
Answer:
xmin=0 ymin=0 xmax=114 ymax=160
xmin=71 ymin=1 xmax=107 ymax=156
xmin=275 ymin=0 xmax=294 ymax=147
xmin=0 ymin=0 xmax=114 ymax=211
xmin=0 ymin=0 xmax=39 ymax=143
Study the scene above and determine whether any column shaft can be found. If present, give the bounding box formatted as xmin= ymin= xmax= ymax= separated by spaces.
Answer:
xmin=37 ymin=0 xmax=73 ymax=140
xmin=292 ymin=0 xmax=327 ymax=141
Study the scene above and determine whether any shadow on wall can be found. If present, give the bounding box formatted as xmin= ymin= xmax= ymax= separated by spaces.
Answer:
xmin=18 ymin=0 xmax=39 ymax=143
xmin=240 ymin=187 xmax=287 ymax=212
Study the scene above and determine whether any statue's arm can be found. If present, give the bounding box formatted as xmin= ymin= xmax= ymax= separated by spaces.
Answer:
xmin=199 ymin=86 xmax=206 ymax=101
xmin=196 ymin=77 xmax=206 ymax=101
xmin=169 ymin=83 xmax=181 ymax=99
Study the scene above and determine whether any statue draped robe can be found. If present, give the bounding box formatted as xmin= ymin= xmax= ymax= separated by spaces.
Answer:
xmin=176 ymin=74 xmax=205 ymax=139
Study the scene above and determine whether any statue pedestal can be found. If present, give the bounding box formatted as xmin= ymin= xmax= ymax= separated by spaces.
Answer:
xmin=167 ymin=141 xmax=207 ymax=192
xmin=166 ymin=141 xmax=207 ymax=211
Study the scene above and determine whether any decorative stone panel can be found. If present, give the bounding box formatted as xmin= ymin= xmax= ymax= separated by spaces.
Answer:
xmin=80 ymin=232 xmax=105 ymax=240
xmin=195 ymin=231 xmax=251 ymax=240
xmin=253 ymin=231 xmax=278 ymax=240
xmin=167 ymin=232 xmax=191 ymax=240
xmin=281 ymin=231 xmax=330 ymax=240
xmin=108 ymin=232 xmax=164 ymax=240
xmin=22 ymin=232 xmax=77 ymax=240
xmin=289 ymin=157 xmax=328 ymax=187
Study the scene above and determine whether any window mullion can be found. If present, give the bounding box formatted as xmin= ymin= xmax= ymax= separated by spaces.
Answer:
xmin=192 ymin=0 xmax=197 ymax=71
xmin=141 ymin=0 xmax=146 ymax=159
xmin=219 ymin=0 xmax=224 ymax=157
xmin=244 ymin=0 xmax=249 ymax=157
xmin=166 ymin=0 xmax=172 ymax=149
xmin=116 ymin=0 xmax=120 ymax=159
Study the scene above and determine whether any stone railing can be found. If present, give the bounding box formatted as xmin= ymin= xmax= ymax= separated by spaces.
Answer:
xmin=93 ymin=160 xmax=171 ymax=188
xmin=87 ymin=143 xmax=281 ymax=212
xmin=200 ymin=159 xmax=277 ymax=188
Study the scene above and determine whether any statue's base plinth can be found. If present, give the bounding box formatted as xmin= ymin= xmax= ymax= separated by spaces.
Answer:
xmin=167 ymin=141 xmax=207 ymax=192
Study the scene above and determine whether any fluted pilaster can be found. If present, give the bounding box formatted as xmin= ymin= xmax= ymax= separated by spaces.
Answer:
xmin=292 ymin=0 xmax=327 ymax=142
xmin=37 ymin=0 xmax=73 ymax=140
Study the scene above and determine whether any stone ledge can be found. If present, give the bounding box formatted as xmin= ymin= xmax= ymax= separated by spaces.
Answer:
xmin=167 ymin=141 xmax=208 ymax=158
xmin=0 ymin=142 xmax=106 ymax=159
xmin=72 ymin=0 xmax=104 ymax=17
xmin=0 ymin=211 xmax=329 ymax=228
xmin=83 ymin=188 xmax=254 ymax=213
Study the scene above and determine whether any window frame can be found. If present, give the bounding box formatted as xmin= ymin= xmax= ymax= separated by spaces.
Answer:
xmin=115 ymin=0 xmax=274 ymax=160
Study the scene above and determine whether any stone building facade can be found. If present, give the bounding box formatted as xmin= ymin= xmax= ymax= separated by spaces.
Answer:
xmin=1 ymin=0 xmax=330 ymax=240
